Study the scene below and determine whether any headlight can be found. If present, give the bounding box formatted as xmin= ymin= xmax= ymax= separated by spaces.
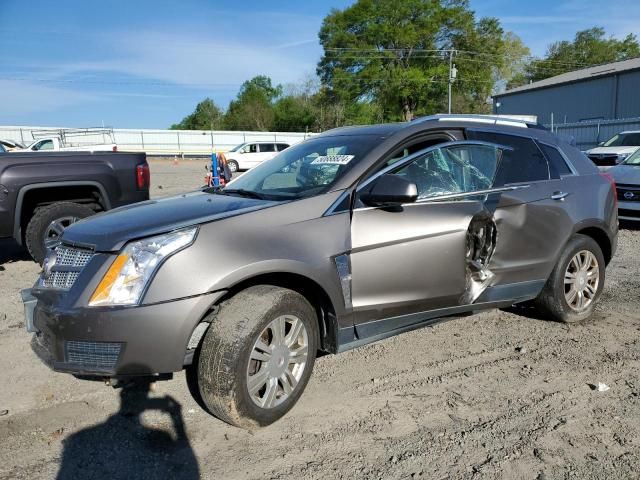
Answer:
xmin=88 ymin=227 xmax=197 ymax=306
xmin=617 ymin=153 xmax=631 ymax=162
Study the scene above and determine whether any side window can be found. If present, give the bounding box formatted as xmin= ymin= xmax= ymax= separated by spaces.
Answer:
xmin=467 ymin=131 xmax=549 ymax=184
xmin=243 ymin=144 xmax=258 ymax=154
xmin=34 ymin=140 xmax=54 ymax=151
xmin=259 ymin=143 xmax=276 ymax=153
xmin=539 ymin=143 xmax=572 ymax=176
xmin=276 ymin=143 xmax=289 ymax=151
xmin=390 ymin=144 xmax=501 ymax=199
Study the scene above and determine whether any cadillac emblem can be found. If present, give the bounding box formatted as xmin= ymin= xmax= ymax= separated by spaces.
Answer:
xmin=42 ymin=250 xmax=57 ymax=279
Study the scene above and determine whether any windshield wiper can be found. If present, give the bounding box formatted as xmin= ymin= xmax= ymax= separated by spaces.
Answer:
xmin=218 ymin=188 xmax=268 ymax=200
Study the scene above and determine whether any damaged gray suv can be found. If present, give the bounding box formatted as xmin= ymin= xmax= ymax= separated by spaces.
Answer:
xmin=23 ymin=115 xmax=618 ymax=428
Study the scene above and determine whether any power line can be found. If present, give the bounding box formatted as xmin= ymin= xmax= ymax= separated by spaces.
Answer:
xmin=324 ymin=47 xmax=594 ymax=68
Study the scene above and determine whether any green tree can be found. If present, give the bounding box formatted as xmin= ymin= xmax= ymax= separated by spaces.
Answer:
xmin=170 ymin=98 xmax=224 ymax=130
xmin=273 ymin=96 xmax=315 ymax=132
xmin=317 ymin=0 xmax=510 ymax=120
xmin=509 ymin=27 xmax=640 ymax=88
xmin=224 ymin=76 xmax=282 ymax=131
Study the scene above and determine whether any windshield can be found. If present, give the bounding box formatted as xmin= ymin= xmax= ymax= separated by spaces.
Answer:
xmin=603 ymin=132 xmax=640 ymax=147
xmin=222 ymin=134 xmax=381 ymax=199
xmin=623 ymin=149 xmax=640 ymax=165
xmin=228 ymin=143 xmax=247 ymax=153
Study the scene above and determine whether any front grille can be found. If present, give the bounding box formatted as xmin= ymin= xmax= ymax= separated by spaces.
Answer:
xmin=56 ymin=246 xmax=93 ymax=266
xmin=588 ymin=154 xmax=619 ymax=167
xmin=41 ymin=271 xmax=80 ymax=289
xmin=617 ymin=185 xmax=640 ymax=202
xmin=40 ymin=244 xmax=94 ymax=290
xmin=619 ymin=208 xmax=640 ymax=219
xmin=65 ymin=341 xmax=122 ymax=370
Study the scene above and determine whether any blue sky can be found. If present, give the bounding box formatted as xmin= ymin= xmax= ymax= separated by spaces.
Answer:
xmin=1 ymin=0 xmax=639 ymax=128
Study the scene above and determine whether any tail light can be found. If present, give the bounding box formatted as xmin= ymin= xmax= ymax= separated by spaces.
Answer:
xmin=112 ymin=145 xmax=118 ymax=152
xmin=599 ymin=172 xmax=617 ymax=207
xmin=136 ymin=163 xmax=150 ymax=190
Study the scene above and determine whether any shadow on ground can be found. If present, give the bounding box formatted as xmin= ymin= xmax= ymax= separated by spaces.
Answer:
xmin=0 ymin=238 xmax=31 ymax=266
xmin=56 ymin=377 xmax=199 ymax=480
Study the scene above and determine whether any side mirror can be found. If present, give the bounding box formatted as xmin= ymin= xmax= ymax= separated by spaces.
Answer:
xmin=598 ymin=141 xmax=605 ymax=146
xmin=360 ymin=174 xmax=418 ymax=207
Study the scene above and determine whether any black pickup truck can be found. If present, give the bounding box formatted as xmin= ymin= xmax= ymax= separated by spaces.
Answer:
xmin=0 ymin=146 xmax=150 ymax=263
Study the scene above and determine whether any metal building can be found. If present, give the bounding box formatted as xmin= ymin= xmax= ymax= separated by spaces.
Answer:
xmin=493 ymin=57 xmax=640 ymax=125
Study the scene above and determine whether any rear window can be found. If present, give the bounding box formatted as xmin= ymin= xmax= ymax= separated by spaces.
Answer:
xmin=276 ymin=143 xmax=289 ymax=151
xmin=467 ymin=131 xmax=550 ymax=184
xmin=539 ymin=143 xmax=572 ymax=176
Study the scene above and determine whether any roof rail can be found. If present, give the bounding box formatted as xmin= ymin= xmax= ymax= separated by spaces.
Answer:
xmin=412 ymin=114 xmax=539 ymax=129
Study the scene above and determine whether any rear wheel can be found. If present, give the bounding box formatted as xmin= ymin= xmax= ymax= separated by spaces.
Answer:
xmin=533 ymin=234 xmax=605 ymax=323
xmin=25 ymin=202 xmax=95 ymax=264
xmin=192 ymin=285 xmax=318 ymax=428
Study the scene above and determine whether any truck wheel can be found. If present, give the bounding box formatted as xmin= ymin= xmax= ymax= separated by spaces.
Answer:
xmin=532 ymin=234 xmax=605 ymax=323
xmin=193 ymin=285 xmax=318 ymax=428
xmin=25 ymin=202 xmax=95 ymax=264
xmin=227 ymin=160 xmax=239 ymax=173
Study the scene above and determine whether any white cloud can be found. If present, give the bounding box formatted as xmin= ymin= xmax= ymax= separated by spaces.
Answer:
xmin=0 ymin=79 xmax=98 ymax=117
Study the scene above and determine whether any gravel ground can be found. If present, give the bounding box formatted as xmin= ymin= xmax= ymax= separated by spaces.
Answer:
xmin=0 ymin=159 xmax=639 ymax=479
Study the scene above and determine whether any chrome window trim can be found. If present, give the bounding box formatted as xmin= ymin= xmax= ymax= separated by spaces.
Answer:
xmin=352 ymin=185 xmax=530 ymax=212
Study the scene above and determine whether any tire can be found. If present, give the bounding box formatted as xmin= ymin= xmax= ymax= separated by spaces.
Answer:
xmin=193 ymin=285 xmax=318 ymax=429
xmin=227 ymin=160 xmax=239 ymax=173
xmin=532 ymin=234 xmax=605 ymax=323
xmin=25 ymin=202 xmax=95 ymax=264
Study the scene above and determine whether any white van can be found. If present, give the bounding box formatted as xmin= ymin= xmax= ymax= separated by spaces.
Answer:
xmin=225 ymin=142 xmax=289 ymax=172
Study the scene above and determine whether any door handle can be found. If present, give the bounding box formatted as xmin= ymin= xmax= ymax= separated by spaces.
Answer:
xmin=551 ymin=191 xmax=569 ymax=201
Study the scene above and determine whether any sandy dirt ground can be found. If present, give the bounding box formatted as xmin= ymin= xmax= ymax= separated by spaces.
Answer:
xmin=1 ymin=159 xmax=639 ymax=479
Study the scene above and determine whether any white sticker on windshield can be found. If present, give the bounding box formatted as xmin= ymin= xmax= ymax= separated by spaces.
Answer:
xmin=311 ymin=154 xmax=354 ymax=165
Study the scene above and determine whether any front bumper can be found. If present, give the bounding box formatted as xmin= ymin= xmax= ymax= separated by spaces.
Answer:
xmin=26 ymin=290 xmax=224 ymax=377
xmin=618 ymin=201 xmax=640 ymax=222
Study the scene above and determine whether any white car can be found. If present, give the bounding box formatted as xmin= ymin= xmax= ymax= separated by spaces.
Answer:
xmin=224 ymin=142 xmax=289 ymax=172
xmin=585 ymin=131 xmax=640 ymax=169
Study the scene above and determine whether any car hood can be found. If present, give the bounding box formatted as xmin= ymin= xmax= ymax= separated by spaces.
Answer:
xmin=61 ymin=190 xmax=280 ymax=251
xmin=586 ymin=146 xmax=639 ymax=155
xmin=608 ymin=164 xmax=640 ymax=185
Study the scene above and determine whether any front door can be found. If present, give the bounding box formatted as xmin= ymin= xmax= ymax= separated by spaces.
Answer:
xmin=350 ymin=142 xmax=509 ymax=331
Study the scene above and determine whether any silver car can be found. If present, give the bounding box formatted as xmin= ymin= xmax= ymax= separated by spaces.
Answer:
xmin=24 ymin=115 xmax=618 ymax=428
xmin=608 ymin=149 xmax=640 ymax=222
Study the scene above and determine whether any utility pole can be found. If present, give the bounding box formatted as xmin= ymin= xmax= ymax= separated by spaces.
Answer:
xmin=448 ymin=49 xmax=457 ymax=114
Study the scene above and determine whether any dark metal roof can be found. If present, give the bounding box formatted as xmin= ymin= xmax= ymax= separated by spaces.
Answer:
xmin=494 ymin=57 xmax=640 ymax=98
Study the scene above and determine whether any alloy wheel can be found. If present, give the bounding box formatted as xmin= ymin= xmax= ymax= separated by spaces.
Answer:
xmin=246 ymin=315 xmax=309 ymax=409
xmin=564 ymin=249 xmax=599 ymax=312
xmin=44 ymin=216 xmax=79 ymax=249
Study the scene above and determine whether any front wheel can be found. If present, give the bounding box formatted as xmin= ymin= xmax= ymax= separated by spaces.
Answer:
xmin=227 ymin=160 xmax=239 ymax=173
xmin=532 ymin=234 xmax=605 ymax=323
xmin=192 ymin=285 xmax=318 ymax=428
